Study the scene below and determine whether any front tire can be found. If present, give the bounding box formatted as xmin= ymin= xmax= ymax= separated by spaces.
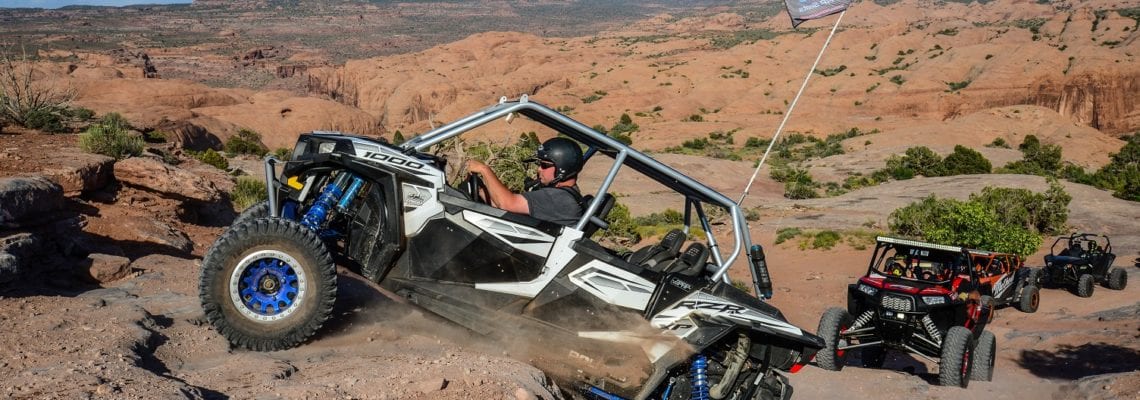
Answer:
xmin=1076 ymin=274 xmax=1095 ymax=298
xmin=199 ymin=218 xmax=337 ymax=351
xmin=232 ymin=199 xmax=302 ymax=227
xmin=815 ymin=307 xmax=854 ymax=371
xmin=938 ymin=326 xmax=974 ymax=388
xmin=970 ymin=330 xmax=996 ymax=382
xmin=1106 ymin=268 xmax=1127 ymax=290
xmin=1017 ymin=285 xmax=1039 ymax=313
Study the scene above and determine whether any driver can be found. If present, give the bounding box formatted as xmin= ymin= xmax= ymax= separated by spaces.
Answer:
xmin=465 ymin=137 xmax=585 ymax=226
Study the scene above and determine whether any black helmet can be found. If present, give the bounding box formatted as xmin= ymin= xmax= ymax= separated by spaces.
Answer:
xmin=532 ymin=137 xmax=583 ymax=183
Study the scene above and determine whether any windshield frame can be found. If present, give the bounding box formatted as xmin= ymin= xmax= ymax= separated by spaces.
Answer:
xmin=868 ymin=237 xmax=973 ymax=285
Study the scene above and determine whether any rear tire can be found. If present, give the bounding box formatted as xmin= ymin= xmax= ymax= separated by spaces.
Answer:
xmin=1076 ymin=274 xmax=1095 ymax=298
xmin=938 ymin=326 xmax=974 ymax=388
xmin=970 ymin=330 xmax=996 ymax=382
xmin=199 ymin=218 xmax=337 ymax=351
xmin=1024 ymin=267 xmax=1041 ymax=287
xmin=1106 ymin=268 xmax=1127 ymax=290
xmin=815 ymin=307 xmax=853 ymax=371
xmin=1017 ymin=285 xmax=1039 ymax=313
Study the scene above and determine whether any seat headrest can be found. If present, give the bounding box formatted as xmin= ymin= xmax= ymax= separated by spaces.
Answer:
xmin=662 ymin=242 xmax=710 ymax=276
xmin=660 ymin=229 xmax=686 ymax=254
xmin=627 ymin=228 xmax=686 ymax=268
xmin=679 ymin=242 xmax=708 ymax=267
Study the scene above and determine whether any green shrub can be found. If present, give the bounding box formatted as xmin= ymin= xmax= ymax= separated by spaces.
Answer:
xmin=232 ymin=176 xmax=268 ymax=211
xmin=1001 ymin=134 xmax=1062 ymax=175
xmin=987 ymin=137 xmax=1009 ymax=148
xmin=392 ymin=130 xmax=406 ymax=144
xmin=65 ymin=107 xmax=95 ymax=121
xmin=731 ymin=278 xmax=752 ymax=293
xmin=194 ymin=149 xmax=229 ymax=170
xmin=599 ymin=200 xmax=638 ymax=242
xmin=744 ymin=137 xmax=771 ymax=148
xmin=273 ymin=147 xmax=292 ymax=160
xmin=887 ymin=182 xmax=1068 ymax=257
xmin=225 ymin=128 xmax=268 ymax=156
xmin=633 ymin=208 xmax=684 ymax=226
xmin=941 ymin=145 xmax=991 ymax=175
xmin=78 ymin=113 xmax=143 ymax=160
xmin=784 ymin=180 xmax=819 ymax=199
xmin=811 ymin=230 xmax=841 ymax=249
xmin=144 ymin=130 xmax=169 ymax=143
xmin=24 ymin=108 xmax=65 ymax=132
xmin=886 ymin=146 xmax=944 ymax=178
xmin=946 ymin=80 xmax=970 ymax=91
xmin=1089 ymin=134 xmax=1140 ymax=201
xmin=682 ymin=138 xmax=709 ymax=150
xmin=815 ymin=65 xmax=847 ymax=77
xmin=775 ymin=227 xmax=802 ymax=244
xmin=969 ymin=179 xmax=1070 ymax=235
xmin=464 ymin=135 xmax=538 ymax=192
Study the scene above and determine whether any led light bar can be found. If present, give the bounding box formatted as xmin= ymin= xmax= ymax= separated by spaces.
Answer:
xmin=877 ymin=236 xmax=963 ymax=253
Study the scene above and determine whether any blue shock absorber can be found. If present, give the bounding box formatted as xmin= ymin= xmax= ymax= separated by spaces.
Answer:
xmin=690 ymin=355 xmax=710 ymax=400
xmin=301 ymin=173 xmax=354 ymax=231
xmin=336 ymin=176 xmax=365 ymax=211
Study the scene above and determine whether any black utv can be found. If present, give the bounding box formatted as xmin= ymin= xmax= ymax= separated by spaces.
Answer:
xmin=198 ymin=96 xmax=823 ymax=400
xmin=816 ymin=237 xmax=997 ymax=388
xmin=1043 ymin=233 xmax=1127 ymax=297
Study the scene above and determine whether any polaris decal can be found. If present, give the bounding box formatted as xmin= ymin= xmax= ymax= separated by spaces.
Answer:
xmin=651 ymin=292 xmax=803 ymax=337
xmin=568 ymin=261 xmax=654 ymax=310
xmin=670 ymin=278 xmax=693 ymax=291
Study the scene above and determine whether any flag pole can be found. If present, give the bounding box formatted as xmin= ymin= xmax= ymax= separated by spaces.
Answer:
xmin=738 ymin=10 xmax=847 ymax=205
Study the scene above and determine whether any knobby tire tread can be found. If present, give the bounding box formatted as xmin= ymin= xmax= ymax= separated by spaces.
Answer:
xmin=199 ymin=218 xmax=337 ymax=351
xmin=816 ymin=307 xmax=853 ymax=371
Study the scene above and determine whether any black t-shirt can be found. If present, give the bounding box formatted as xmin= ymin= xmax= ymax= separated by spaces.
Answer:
xmin=521 ymin=185 xmax=583 ymax=226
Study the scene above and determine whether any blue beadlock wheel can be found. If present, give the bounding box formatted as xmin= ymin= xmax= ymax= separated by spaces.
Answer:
xmin=200 ymin=217 xmax=337 ymax=351
xmin=230 ymin=250 xmax=308 ymax=322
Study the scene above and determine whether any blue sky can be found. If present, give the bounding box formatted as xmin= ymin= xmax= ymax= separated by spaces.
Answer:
xmin=0 ymin=0 xmax=190 ymax=8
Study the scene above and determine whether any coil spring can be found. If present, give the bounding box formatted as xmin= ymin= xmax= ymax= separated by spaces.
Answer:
xmin=301 ymin=173 xmax=358 ymax=231
xmin=922 ymin=314 xmax=942 ymax=346
xmin=850 ymin=310 xmax=875 ymax=330
xmin=690 ymin=355 xmax=709 ymax=400
xmin=301 ymin=183 xmax=342 ymax=230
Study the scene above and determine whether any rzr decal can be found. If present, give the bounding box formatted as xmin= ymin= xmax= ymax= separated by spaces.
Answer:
xmin=651 ymin=292 xmax=803 ymax=337
xmin=674 ymin=300 xmax=747 ymax=315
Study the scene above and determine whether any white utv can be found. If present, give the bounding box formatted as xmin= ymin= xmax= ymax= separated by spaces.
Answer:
xmin=199 ymin=96 xmax=824 ymax=400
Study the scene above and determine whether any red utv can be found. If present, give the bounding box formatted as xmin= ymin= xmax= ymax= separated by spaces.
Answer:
xmin=816 ymin=237 xmax=996 ymax=388
xmin=967 ymin=250 xmax=1040 ymax=313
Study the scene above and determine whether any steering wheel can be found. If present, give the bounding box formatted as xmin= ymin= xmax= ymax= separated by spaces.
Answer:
xmin=463 ymin=173 xmax=491 ymax=206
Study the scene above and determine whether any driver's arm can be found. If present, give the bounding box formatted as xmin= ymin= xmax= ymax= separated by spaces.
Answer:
xmin=467 ymin=160 xmax=530 ymax=214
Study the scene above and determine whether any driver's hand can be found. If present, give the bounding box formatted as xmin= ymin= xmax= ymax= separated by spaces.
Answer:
xmin=465 ymin=160 xmax=489 ymax=177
